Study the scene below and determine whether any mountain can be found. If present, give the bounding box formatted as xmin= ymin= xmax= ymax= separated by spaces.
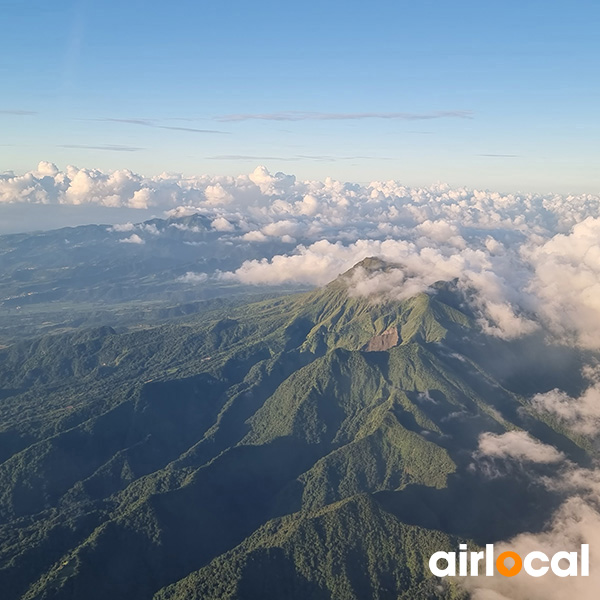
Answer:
xmin=155 ymin=495 xmax=466 ymax=600
xmin=0 ymin=259 xmax=592 ymax=600
xmin=0 ymin=213 xmax=306 ymax=341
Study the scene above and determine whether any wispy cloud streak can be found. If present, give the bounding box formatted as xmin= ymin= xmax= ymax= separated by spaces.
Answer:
xmin=207 ymin=154 xmax=393 ymax=162
xmin=217 ymin=110 xmax=473 ymax=122
xmin=59 ymin=144 xmax=144 ymax=152
xmin=0 ymin=109 xmax=37 ymax=116
xmin=97 ymin=118 xmax=228 ymax=134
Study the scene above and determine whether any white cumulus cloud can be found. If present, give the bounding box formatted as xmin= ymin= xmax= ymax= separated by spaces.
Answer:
xmin=119 ymin=233 xmax=144 ymax=244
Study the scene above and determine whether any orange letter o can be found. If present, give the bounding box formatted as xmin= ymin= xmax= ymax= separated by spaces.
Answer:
xmin=496 ymin=551 xmax=523 ymax=577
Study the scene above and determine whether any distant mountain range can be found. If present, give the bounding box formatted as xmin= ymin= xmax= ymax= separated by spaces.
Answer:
xmin=0 ymin=213 xmax=300 ymax=308
xmin=0 ymin=214 xmax=308 ymax=341
xmin=0 ymin=258 xmax=592 ymax=600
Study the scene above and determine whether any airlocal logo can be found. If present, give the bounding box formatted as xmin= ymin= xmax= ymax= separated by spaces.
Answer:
xmin=429 ymin=544 xmax=589 ymax=578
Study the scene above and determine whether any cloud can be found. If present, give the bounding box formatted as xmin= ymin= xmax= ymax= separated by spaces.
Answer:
xmin=415 ymin=220 xmax=465 ymax=247
xmin=216 ymin=110 xmax=473 ymax=122
xmin=158 ymin=124 xmax=227 ymax=134
xmin=206 ymin=154 xmax=392 ymax=162
xmin=59 ymin=144 xmax=144 ymax=152
xmin=109 ymin=222 xmax=159 ymax=237
xmin=211 ymin=217 xmax=235 ymax=232
xmin=204 ymin=184 xmax=234 ymax=205
xmin=109 ymin=222 xmax=135 ymax=232
xmin=530 ymin=368 xmax=600 ymax=437
xmin=164 ymin=206 xmax=200 ymax=218
xmin=230 ymin=240 xmax=368 ymax=286
xmin=0 ymin=109 xmax=37 ymax=115
xmin=524 ymin=217 xmax=600 ymax=349
xmin=248 ymin=164 xmax=292 ymax=186
xmin=119 ymin=233 xmax=144 ymax=244
xmin=477 ymin=154 xmax=519 ymax=158
xmin=98 ymin=118 xmax=227 ymax=134
xmin=177 ymin=272 xmax=208 ymax=283
xmin=261 ymin=220 xmax=300 ymax=238
xmin=241 ymin=230 xmax=268 ymax=243
xmin=206 ymin=155 xmax=298 ymax=161
xmin=170 ymin=222 xmax=204 ymax=233
xmin=36 ymin=161 xmax=59 ymax=177
xmin=476 ymin=431 xmax=565 ymax=464
xmin=141 ymin=223 xmax=159 ymax=235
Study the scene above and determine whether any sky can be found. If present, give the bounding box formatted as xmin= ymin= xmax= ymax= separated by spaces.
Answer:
xmin=1 ymin=0 xmax=599 ymax=193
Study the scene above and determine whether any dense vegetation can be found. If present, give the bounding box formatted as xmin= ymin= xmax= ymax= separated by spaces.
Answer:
xmin=0 ymin=258 xmax=592 ymax=599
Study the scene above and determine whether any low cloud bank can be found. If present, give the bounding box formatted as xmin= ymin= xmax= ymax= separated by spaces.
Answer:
xmin=2 ymin=163 xmax=600 ymax=348
xmin=530 ymin=368 xmax=600 ymax=437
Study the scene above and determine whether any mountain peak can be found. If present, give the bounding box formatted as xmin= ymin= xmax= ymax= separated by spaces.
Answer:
xmin=338 ymin=256 xmax=400 ymax=280
xmin=289 ymin=261 xmax=473 ymax=354
xmin=334 ymin=258 xmax=467 ymax=316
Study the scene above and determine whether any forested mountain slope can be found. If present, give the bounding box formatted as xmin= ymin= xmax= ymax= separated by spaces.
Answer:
xmin=0 ymin=259 xmax=590 ymax=600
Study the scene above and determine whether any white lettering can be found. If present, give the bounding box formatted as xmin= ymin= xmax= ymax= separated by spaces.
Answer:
xmin=551 ymin=551 xmax=578 ymax=577
xmin=470 ymin=551 xmax=485 ymax=576
xmin=429 ymin=551 xmax=456 ymax=577
xmin=523 ymin=551 xmax=549 ymax=577
xmin=582 ymin=544 xmax=589 ymax=577
xmin=485 ymin=544 xmax=494 ymax=576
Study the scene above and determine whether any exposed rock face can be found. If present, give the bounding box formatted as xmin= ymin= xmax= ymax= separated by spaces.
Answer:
xmin=364 ymin=327 xmax=400 ymax=352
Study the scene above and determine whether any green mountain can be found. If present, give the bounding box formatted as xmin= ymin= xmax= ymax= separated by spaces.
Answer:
xmin=155 ymin=495 xmax=467 ymax=600
xmin=0 ymin=213 xmax=307 ymax=342
xmin=0 ymin=259 xmax=591 ymax=600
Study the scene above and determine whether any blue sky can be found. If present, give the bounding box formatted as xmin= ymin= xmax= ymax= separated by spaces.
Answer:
xmin=2 ymin=0 xmax=599 ymax=192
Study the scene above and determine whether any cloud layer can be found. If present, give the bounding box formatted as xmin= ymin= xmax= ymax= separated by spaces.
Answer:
xmin=2 ymin=162 xmax=600 ymax=348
